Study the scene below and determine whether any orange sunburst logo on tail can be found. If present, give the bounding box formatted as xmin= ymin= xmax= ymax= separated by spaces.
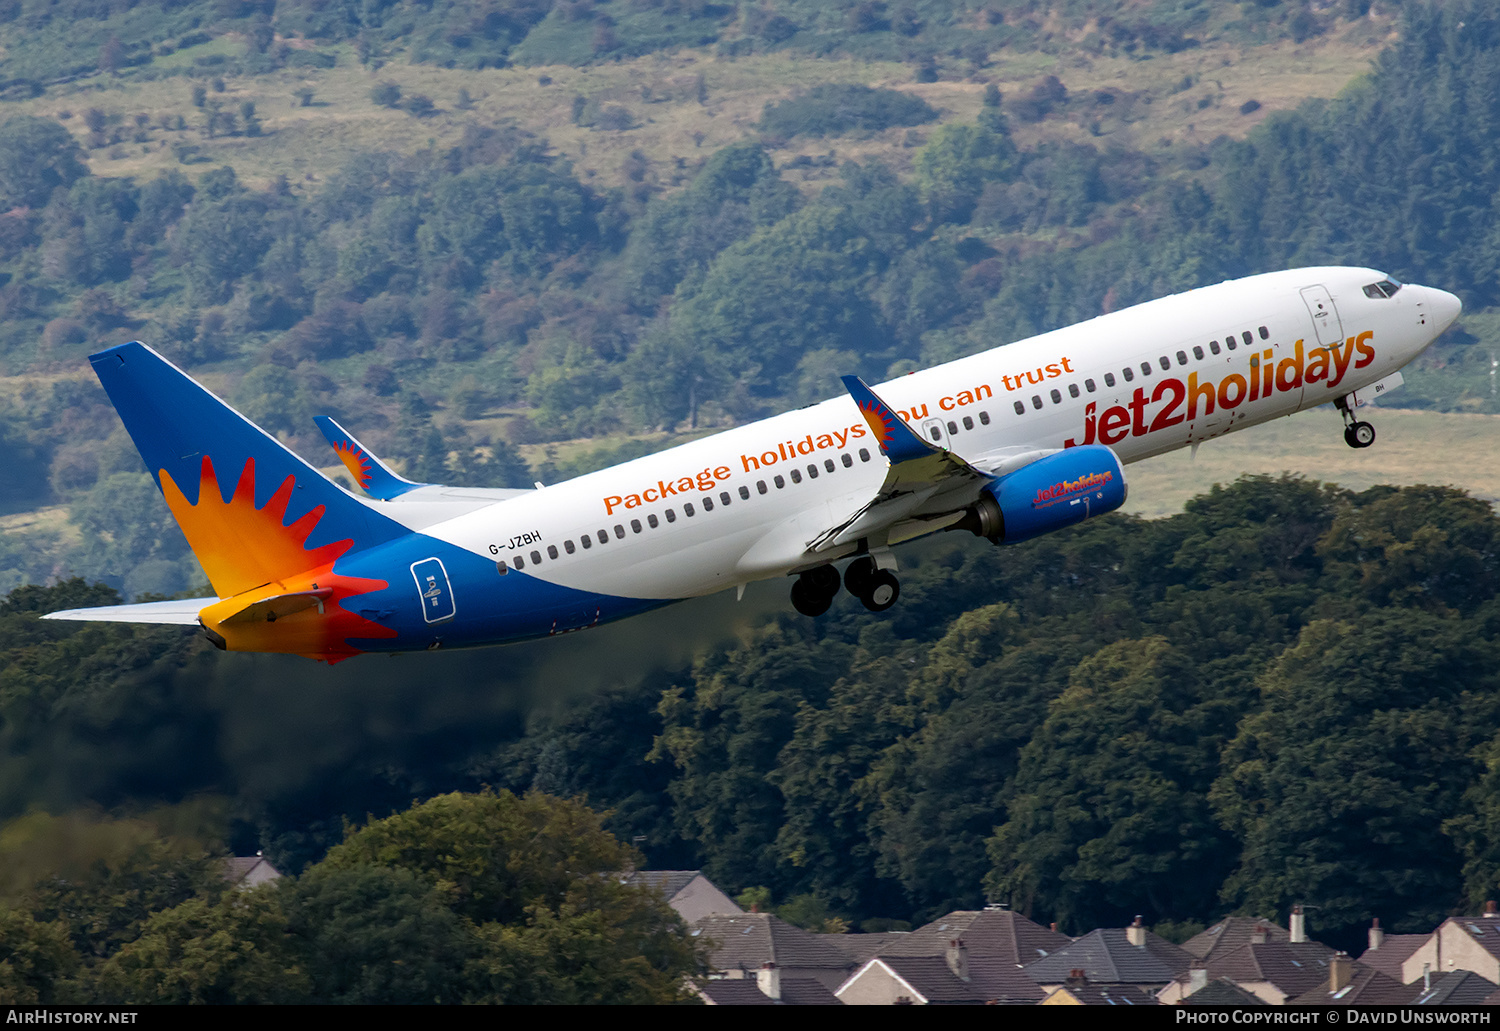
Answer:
xmin=332 ymin=440 xmax=375 ymax=491
xmin=160 ymin=455 xmax=395 ymax=663
xmin=857 ymin=399 xmax=899 ymax=450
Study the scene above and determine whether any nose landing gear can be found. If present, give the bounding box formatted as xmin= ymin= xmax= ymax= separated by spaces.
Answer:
xmin=1336 ymin=394 xmax=1376 ymax=449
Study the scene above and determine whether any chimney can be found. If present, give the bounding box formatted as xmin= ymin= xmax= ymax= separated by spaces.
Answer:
xmin=1251 ymin=924 xmax=1268 ymax=945
xmin=946 ymin=938 xmax=969 ymax=982
xmin=1290 ymin=904 xmax=1306 ymax=944
xmin=1050 ymin=922 xmax=1059 ymax=933
xmin=1368 ymin=917 xmax=1385 ymax=952
xmin=1067 ymin=968 xmax=1087 ymax=987
xmin=757 ymin=962 xmax=781 ymax=1001
xmin=1127 ymin=915 xmax=1146 ymax=948
xmin=1486 ymin=901 xmax=1498 ymax=918
xmin=1330 ymin=952 xmax=1353 ymax=993
xmin=1188 ymin=962 xmax=1208 ymax=996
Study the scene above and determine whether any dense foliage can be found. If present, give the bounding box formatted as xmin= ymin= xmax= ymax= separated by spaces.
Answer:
xmin=0 ymin=791 xmax=704 ymax=1004
xmin=4 ymin=477 xmax=1500 ymax=958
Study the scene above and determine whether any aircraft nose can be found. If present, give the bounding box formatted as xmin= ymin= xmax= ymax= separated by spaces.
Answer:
xmin=1427 ymin=286 xmax=1462 ymax=332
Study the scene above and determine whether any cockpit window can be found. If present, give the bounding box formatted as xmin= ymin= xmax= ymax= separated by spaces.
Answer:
xmin=1363 ymin=277 xmax=1403 ymax=299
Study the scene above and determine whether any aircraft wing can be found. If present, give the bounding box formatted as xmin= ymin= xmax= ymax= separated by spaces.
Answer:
xmin=42 ymin=597 xmax=216 ymax=625
xmin=807 ymin=377 xmax=997 ymax=553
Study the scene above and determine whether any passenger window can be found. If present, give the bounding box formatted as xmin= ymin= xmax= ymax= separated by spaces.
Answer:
xmin=790 ymin=469 xmax=802 ymax=484
xmin=1068 ymin=384 xmax=1079 ymax=399
xmin=565 ymin=539 xmax=576 ymax=554
xmin=757 ymin=480 xmax=768 ymax=494
xmin=496 ymin=560 xmax=508 ymax=575
xmin=775 ymin=475 xmax=785 ymax=488
xmin=947 ymin=420 xmax=958 ymax=434
xmin=1210 ymin=340 xmax=1221 ymax=354
xmin=581 ymin=535 xmax=592 ymax=549
xmin=531 ymin=550 xmax=542 ymax=565
xmin=665 ymin=509 xmax=676 ymax=523
xmin=962 ymin=415 xmax=974 ymax=430
xmin=859 ymin=448 xmax=871 ymax=462
xmin=1159 ymin=356 xmax=1171 ymax=371
xmin=978 ymin=411 xmax=990 ymax=425
xmin=1049 ymin=389 xmax=1061 ymax=404
xmin=824 ymin=459 xmax=835 ymax=473
xmin=597 ymin=530 xmax=608 ymax=544
xmin=1104 ymin=373 xmax=1116 ymax=387
xmin=1176 ymin=351 xmax=1187 ymax=366
xmin=841 ymin=453 xmax=853 ymax=467
xmin=1085 ymin=379 xmax=1096 ymax=392
xmin=928 ymin=425 xmax=941 ymax=441
xmin=684 ymin=503 xmax=695 ymax=517
xmin=631 ymin=519 xmax=642 ymax=533
xmin=1031 ymin=395 xmax=1043 ymax=410
xmin=1013 ymin=401 xmax=1025 ymax=415
xmin=1122 ymin=367 xmax=1133 ymax=382
xmin=1259 ymin=325 xmax=1270 ymax=339
xmin=1141 ymin=362 xmax=1152 ymax=376
xmin=722 ymin=491 xmax=733 ymax=505
xmin=1226 ymin=337 xmax=1237 ymax=351
xmin=1192 ymin=346 xmax=1204 ymax=360
xmin=514 ymin=555 xmax=525 ymax=569
xmin=648 ymin=514 xmax=659 ymax=528
xmin=702 ymin=496 xmax=713 ymax=511
xmin=1242 ymin=331 xmax=1253 ymax=346
xmin=614 ymin=524 xmax=625 ymax=538
xmin=807 ymin=464 xmax=818 ymax=478
xmin=547 ymin=545 xmax=558 ymax=559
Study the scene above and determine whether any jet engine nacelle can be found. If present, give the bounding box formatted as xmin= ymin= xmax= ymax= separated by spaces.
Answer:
xmin=957 ymin=445 xmax=1128 ymax=545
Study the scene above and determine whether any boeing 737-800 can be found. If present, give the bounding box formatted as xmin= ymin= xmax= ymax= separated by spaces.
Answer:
xmin=44 ymin=266 xmax=1461 ymax=662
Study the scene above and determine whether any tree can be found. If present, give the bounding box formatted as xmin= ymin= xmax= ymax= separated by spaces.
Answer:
xmin=0 ymin=117 xmax=87 ymax=209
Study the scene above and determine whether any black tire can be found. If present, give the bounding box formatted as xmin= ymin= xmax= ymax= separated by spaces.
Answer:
xmin=1343 ymin=425 xmax=1358 ymax=449
xmin=803 ymin=564 xmax=841 ymax=597
xmin=1351 ymin=421 xmax=1376 ymax=448
xmin=859 ymin=570 xmax=900 ymax=612
xmin=790 ymin=576 xmax=832 ymax=617
xmin=843 ymin=557 xmax=878 ymax=597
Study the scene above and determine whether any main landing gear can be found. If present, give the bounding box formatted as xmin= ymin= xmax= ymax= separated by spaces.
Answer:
xmin=790 ymin=557 xmax=900 ymax=617
xmin=1336 ymin=394 xmax=1376 ymax=449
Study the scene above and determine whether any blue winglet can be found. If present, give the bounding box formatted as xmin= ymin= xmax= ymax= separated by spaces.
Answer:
xmin=841 ymin=375 xmax=937 ymax=464
xmin=314 ymin=416 xmax=427 ymax=500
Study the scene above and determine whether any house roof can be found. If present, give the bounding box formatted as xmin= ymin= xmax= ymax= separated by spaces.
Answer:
xmin=1356 ymin=934 xmax=1428 ymax=981
xmin=1412 ymin=970 xmax=1499 ymax=1005
xmin=620 ymin=869 xmax=701 ymax=899
xmin=1203 ymin=941 xmax=1338 ymax=999
xmin=694 ymin=914 xmax=856 ymax=975
xmin=844 ymin=956 xmax=1046 ymax=1005
xmin=1048 ymin=983 xmax=1160 ymax=1005
xmin=695 ymin=976 xmax=844 ymax=1006
xmin=1179 ymin=979 xmax=1269 ymax=1006
xmin=877 ymin=909 xmax=1072 ymax=965
xmin=1443 ymin=916 xmax=1500 ymax=962
xmin=1024 ymin=928 xmax=1193 ymax=985
xmin=1182 ymin=916 xmax=1290 ymax=961
xmin=1288 ymin=967 xmax=1421 ymax=1006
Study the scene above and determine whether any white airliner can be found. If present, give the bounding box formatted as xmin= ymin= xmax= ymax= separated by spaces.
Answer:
xmin=46 ymin=266 xmax=1460 ymax=662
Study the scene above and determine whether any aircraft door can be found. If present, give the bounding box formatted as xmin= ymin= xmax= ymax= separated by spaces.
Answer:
xmin=919 ymin=417 xmax=949 ymax=450
xmin=411 ymin=557 xmax=456 ymax=624
xmin=1301 ymin=285 xmax=1345 ymax=349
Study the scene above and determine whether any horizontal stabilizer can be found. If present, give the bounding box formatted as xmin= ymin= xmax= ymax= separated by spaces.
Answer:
xmin=220 ymin=588 xmax=333 ymax=625
xmin=42 ymin=598 xmax=215 ymax=625
xmin=314 ymin=416 xmax=427 ymax=500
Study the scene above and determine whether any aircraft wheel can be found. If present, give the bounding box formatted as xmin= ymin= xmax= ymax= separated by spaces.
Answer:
xmin=790 ymin=574 xmax=833 ymax=618
xmin=1350 ymin=421 xmax=1376 ymax=448
xmin=843 ymin=557 xmax=878 ymax=597
xmin=859 ymin=570 xmax=900 ymax=613
xmin=803 ymin=564 xmax=841 ymax=597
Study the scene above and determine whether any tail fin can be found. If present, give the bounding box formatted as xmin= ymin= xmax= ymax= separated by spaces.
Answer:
xmin=90 ymin=343 xmax=405 ymax=599
xmin=313 ymin=415 xmax=428 ymax=500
